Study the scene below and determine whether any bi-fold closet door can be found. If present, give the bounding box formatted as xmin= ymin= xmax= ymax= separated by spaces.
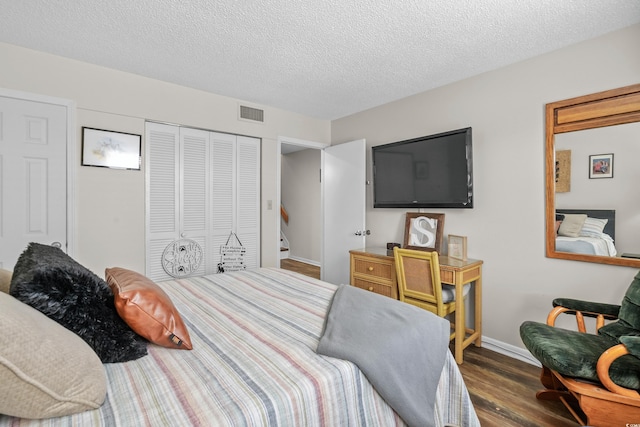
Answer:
xmin=145 ymin=122 xmax=260 ymax=281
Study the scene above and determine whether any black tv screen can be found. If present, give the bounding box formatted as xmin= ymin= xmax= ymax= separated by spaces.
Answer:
xmin=372 ymin=127 xmax=473 ymax=208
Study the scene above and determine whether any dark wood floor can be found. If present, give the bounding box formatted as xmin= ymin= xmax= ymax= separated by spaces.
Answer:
xmin=459 ymin=345 xmax=577 ymax=426
xmin=279 ymin=259 xmax=578 ymax=426
xmin=280 ymin=258 xmax=321 ymax=279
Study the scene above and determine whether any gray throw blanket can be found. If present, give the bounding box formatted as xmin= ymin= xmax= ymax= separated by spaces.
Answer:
xmin=317 ymin=284 xmax=449 ymax=427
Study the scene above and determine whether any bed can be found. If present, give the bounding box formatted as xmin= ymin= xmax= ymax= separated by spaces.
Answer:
xmin=555 ymin=209 xmax=617 ymax=256
xmin=0 ymin=246 xmax=479 ymax=427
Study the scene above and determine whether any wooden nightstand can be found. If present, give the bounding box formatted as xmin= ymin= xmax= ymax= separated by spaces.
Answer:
xmin=349 ymin=249 xmax=398 ymax=299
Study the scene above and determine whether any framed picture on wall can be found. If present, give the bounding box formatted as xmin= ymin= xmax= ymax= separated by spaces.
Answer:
xmin=403 ymin=212 xmax=445 ymax=253
xmin=588 ymin=153 xmax=613 ymax=179
xmin=82 ymin=127 xmax=141 ymax=170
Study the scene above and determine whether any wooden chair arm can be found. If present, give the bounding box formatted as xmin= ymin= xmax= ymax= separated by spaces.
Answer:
xmin=597 ymin=344 xmax=640 ymax=398
xmin=546 ymin=305 xmax=618 ymax=332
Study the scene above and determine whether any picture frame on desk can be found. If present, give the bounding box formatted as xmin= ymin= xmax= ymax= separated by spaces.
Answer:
xmin=448 ymin=234 xmax=467 ymax=261
xmin=403 ymin=212 xmax=445 ymax=253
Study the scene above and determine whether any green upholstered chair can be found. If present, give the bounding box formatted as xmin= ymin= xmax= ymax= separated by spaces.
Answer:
xmin=520 ymin=271 xmax=640 ymax=427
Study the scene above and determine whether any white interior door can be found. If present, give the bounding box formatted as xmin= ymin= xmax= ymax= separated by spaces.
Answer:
xmin=322 ymin=139 xmax=366 ymax=285
xmin=0 ymin=95 xmax=68 ymax=269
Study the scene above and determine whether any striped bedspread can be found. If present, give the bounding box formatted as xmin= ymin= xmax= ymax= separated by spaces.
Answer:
xmin=1 ymin=268 xmax=479 ymax=427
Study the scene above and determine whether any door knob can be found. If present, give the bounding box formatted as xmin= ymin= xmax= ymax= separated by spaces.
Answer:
xmin=51 ymin=241 xmax=62 ymax=248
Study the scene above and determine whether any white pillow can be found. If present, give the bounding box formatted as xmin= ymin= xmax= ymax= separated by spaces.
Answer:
xmin=558 ymin=214 xmax=587 ymax=238
xmin=579 ymin=217 xmax=608 ymax=237
xmin=0 ymin=292 xmax=106 ymax=419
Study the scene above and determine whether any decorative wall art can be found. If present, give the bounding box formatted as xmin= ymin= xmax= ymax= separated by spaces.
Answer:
xmin=403 ymin=212 xmax=445 ymax=253
xmin=161 ymin=239 xmax=203 ymax=278
xmin=218 ymin=232 xmax=247 ymax=273
xmin=448 ymin=234 xmax=468 ymax=261
xmin=82 ymin=127 xmax=141 ymax=170
xmin=589 ymin=153 xmax=613 ymax=179
xmin=555 ymin=150 xmax=571 ymax=193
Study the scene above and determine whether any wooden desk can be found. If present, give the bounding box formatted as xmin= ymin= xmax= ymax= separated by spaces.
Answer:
xmin=349 ymin=247 xmax=482 ymax=364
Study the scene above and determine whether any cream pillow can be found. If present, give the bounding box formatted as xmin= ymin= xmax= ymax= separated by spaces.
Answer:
xmin=557 ymin=214 xmax=587 ymax=238
xmin=0 ymin=292 xmax=106 ymax=419
xmin=0 ymin=268 xmax=11 ymax=293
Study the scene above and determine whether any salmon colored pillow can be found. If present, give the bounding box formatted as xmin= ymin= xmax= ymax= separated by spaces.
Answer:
xmin=106 ymin=267 xmax=192 ymax=350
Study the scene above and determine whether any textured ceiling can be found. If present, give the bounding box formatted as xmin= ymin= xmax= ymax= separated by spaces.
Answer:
xmin=1 ymin=1 xmax=639 ymax=120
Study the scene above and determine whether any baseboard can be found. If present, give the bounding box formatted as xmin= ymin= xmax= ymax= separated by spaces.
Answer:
xmin=287 ymin=255 xmax=321 ymax=267
xmin=481 ymin=336 xmax=541 ymax=367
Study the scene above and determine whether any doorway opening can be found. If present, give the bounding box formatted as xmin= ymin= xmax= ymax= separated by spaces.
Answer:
xmin=277 ymin=137 xmax=326 ymax=279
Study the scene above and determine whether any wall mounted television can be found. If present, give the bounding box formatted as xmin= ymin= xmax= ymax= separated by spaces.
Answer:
xmin=372 ymin=127 xmax=473 ymax=208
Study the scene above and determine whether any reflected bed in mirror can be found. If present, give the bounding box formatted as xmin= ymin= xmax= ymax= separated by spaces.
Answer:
xmin=555 ymin=209 xmax=616 ymax=256
xmin=545 ymin=83 xmax=640 ymax=267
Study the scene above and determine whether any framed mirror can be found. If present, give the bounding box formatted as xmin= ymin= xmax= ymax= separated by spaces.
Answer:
xmin=545 ymin=83 xmax=640 ymax=267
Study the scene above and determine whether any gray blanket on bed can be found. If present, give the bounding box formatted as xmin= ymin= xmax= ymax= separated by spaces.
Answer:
xmin=316 ymin=284 xmax=450 ymax=427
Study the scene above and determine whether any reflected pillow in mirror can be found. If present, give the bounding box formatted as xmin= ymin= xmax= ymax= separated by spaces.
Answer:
xmin=580 ymin=217 xmax=609 ymax=237
xmin=557 ymin=214 xmax=587 ymax=237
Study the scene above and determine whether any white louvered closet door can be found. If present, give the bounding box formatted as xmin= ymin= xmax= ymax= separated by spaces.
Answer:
xmin=209 ymin=132 xmax=235 ymax=274
xmin=179 ymin=127 xmax=209 ymax=275
xmin=146 ymin=122 xmax=180 ymax=280
xmin=209 ymin=132 xmax=261 ymax=273
xmin=146 ymin=123 xmax=260 ymax=280
xmin=235 ymin=135 xmax=260 ymax=270
xmin=146 ymin=123 xmax=208 ymax=280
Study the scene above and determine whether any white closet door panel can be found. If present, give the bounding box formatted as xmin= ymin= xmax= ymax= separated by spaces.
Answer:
xmin=146 ymin=123 xmax=179 ymax=279
xmin=181 ymin=128 xmax=209 ymax=234
xmin=210 ymin=132 xmax=235 ymax=234
xmin=236 ymin=136 xmax=260 ymax=268
xmin=147 ymin=123 xmax=179 ymax=235
xmin=236 ymin=136 xmax=260 ymax=229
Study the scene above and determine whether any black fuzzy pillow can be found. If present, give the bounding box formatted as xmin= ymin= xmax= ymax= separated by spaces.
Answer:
xmin=9 ymin=243 xmax=147 ymax=363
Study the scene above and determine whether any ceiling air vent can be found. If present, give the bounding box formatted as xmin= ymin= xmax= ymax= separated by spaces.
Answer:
xmin=239 ymin=105 xmax=264 ymax=123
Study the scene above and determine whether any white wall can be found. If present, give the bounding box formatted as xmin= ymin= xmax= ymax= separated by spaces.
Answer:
xmin=281 ymin=149 xmax=322 ymax=264
xmin=0 ymin=41 xmax=331 ymax=275
xmin=555 ymin=122 xmax=640 ymax=254
xmin=331 ymin=24 xmax=640 ymax=354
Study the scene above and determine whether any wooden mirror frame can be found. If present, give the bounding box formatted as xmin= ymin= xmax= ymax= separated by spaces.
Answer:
xmin=545 ymin=83 xmax=640 ymax=267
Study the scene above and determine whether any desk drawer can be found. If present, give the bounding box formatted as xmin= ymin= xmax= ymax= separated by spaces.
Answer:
xmin=440 ymin=264 xmax=481 ymax=285
xmin=352 ymin=257 xmax=394 ymax=281
xmin=352 ymin=278 xmax=393 ymax=298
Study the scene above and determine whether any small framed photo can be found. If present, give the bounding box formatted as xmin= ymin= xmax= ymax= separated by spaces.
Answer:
xmin=588 ymin=153 xmax=613 ymax=179
xmin=403 ymin=212 xmax=445 ymax=253
xmin=82 ymin=127 xmax=141 ymax=170
xmin=448 ymin=234 xmax=468 ymax=261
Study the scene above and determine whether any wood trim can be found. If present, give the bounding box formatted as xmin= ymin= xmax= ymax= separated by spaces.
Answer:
xmin=545 ymin=83 xmax=640 ymax=268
